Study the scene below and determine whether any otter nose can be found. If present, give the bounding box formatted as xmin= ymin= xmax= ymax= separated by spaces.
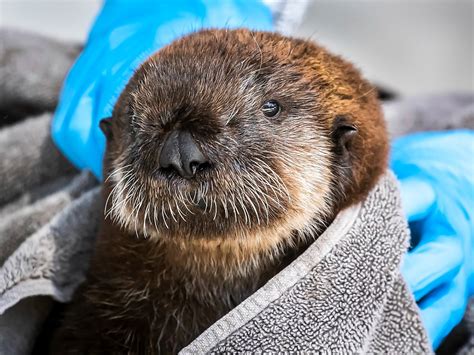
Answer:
xmin=159 ymin=130 xmax=208 ymax=179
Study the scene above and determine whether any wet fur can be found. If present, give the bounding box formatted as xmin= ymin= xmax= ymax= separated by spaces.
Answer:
xmin=53 ymin=29 xmax=388 ymax=354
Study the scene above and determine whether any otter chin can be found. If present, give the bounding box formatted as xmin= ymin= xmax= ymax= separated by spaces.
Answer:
xmin=53 ymin=29 xmax=388 ymax=354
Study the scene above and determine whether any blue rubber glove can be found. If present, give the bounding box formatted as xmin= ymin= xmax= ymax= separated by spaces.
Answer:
xmin=392 ymin=130 xmax=474 ymax=349
xmin=52 ymin=0 xmax=273 ymax=179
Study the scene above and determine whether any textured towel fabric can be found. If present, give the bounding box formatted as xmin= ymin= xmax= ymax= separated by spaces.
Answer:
xmin=0 ymin=160 xmax=95 ymax=265
xmin=0 ymin=113 xmax=77 ymax=207
xmin=1 ymin=28 xmax=473 ymax=354
xmin=0 ymin=178 xmax=100 ymax=314
xmin=181 ymin=172 xmax=432 ymax=354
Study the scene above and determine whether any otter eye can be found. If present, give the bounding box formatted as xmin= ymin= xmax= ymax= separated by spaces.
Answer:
xmin=261 ymin=100 xmax=281 ymax=118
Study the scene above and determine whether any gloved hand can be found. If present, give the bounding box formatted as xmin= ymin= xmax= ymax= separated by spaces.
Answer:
xmin=392 ymin=130 xmax=474 ymax=349
xmin=52 ymin=0 xmax=273 ymax=179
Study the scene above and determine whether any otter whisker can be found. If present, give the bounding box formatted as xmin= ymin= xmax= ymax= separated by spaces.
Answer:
xmin=244 ymin=192 xmax=260 ymax=225
xmin=104 ymin=166 xmax=132 ymax=218
xmin=106 ymin=169 xmax=135 ymax=224
xmin=121 ymin=180 xmax=139 ymax=228
xmin=228 ymin=192 xmax=239 ymax=223
xmin=181 ymin=192 xmax=195 ymax=215
xmin=212 ymin=196 xmax=218 ymax=221
xmin=168 ymin=200 xmax=178 ymax=223
xmin=220 ymin=196 xmax=229 ymax=219
xmin=161 ymin=201 xmax=169 ymax=229
xmin=253 ymin=158 xmax=290 ymax=196
xmin=247 ymin=181 xmax=270 ymax=224
xmin=253 ymin=162 xmax=290 ymax=203
xmin=237 ymin=193 xmax=250 ymax=226
xmin=132 ymin=189 xmax=145 ymax=237
xmin=104 ymin=162 xmax=133 ymax=183
xmin=175 ymin=199 xmax=186 ymax=222
xmin=152 ymin=203 xmax=160 ymax=233
xmin=143 ymin=203 xmax=151 ymax=238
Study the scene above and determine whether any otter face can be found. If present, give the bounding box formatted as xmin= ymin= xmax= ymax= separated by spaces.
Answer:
xmin=102 ymin=30 xmax=387 ymax=243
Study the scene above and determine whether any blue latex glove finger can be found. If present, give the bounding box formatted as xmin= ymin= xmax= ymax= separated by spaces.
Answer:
xmin=402 ymin=179 xmax=464 ymax=301
xmin=52 ymin=0 xmax=273 ymax=179
xmin=403 ymin=234 xmax=463 ymax=301
xmin=399 ymin=177 xmax=436 ymax=223
xmin=418 ymin=267 xmax=468 ymax=349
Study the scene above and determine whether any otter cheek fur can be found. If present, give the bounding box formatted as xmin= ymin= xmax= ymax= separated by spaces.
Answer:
xmin=54 ymin=29 xmax=388 ymax=354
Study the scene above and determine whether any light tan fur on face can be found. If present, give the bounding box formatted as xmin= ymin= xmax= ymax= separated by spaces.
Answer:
xmin=104 ymin=128 xmax=334 ymax=278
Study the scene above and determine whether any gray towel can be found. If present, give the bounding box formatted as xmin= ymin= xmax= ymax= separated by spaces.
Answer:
xmin=1 ymin=28 xmax=473 ymax=354
xmin=181 ymin=172 xmax=431 ymax=354
xmin=0 ymin=28 xmax=81 ymax=125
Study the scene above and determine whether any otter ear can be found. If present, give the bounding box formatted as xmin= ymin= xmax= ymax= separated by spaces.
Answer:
xmin=332 ymin=115 xmax=357 ymax=161
xmin=99 ymin=117 xmax=113 ymax=140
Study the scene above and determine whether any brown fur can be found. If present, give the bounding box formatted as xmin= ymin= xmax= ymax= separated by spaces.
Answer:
xmin=52 ymin=29 xmax=388 ymax=354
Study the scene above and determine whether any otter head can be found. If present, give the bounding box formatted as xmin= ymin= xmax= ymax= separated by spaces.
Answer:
xmin=101 ymin=29 xmax=388 ymax=251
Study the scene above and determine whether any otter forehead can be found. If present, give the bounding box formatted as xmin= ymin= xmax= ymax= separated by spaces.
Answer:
xmin=129 ymin=32 xmax=314 ymax=128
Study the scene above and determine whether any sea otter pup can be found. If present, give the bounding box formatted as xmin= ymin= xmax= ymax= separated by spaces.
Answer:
xmin=53 ymin=29 xmax=388 ymax=354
